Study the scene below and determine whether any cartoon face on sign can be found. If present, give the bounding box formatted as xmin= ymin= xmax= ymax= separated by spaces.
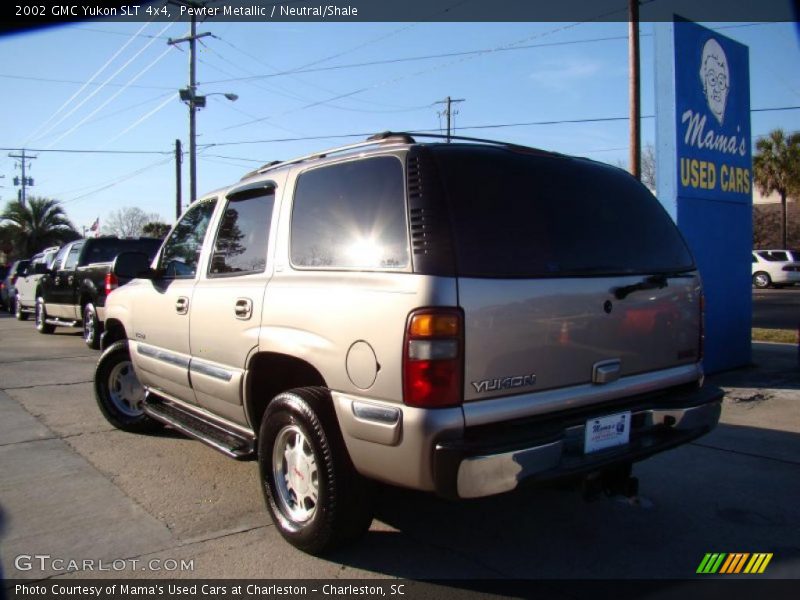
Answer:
xmin=699 ymin=38 xmax=730 ymax=125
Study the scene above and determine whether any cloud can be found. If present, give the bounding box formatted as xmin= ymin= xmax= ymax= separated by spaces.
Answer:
xmin=528 ymin=58 xmax=606 ymax=92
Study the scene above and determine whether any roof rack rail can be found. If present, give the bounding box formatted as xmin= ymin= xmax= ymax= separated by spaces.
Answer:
xmin=240 ymin=130 xmax=563 ymax=180
xmin=240 ymin=160 xmax=283 ymax=181
xmin=402 ymin=131 xmax=563 ymax=156
xmin=246 ymin=132 xmax=417 ymax=178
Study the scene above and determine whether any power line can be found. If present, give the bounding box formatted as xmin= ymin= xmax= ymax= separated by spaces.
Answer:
xmin=199 ymin=21 xmax=776 ymax=87
xmin=24 ymin=20 xmax=156 ymax=146
xmin=2 ymin=105 xmax=796 ymax=157
xmin=46 ymin=44 xmax=178 ymax=149
xmin=72 ymin=26 xmax=173 ymax=40
xmin=102 ymin=92 xmax=180 ymax=147
xmin=201 ymin=37 xmax=431 ymax=115
xmin=62 ymin=156 xmax=174 ymax=205
xmin=43 ymin=92 xmax=177 ymax=139
xmin=0 ymin=73 xmax=174 ymax=90
xmin=217 ymin=21 xmax=596 ymax=133
xmin=0 ymin=147 xmax=172 ymax=155
xmin=32 ymin=21 xmax=178 ymax=145
xmin=202 ymin=35 xmax=631 ymax=86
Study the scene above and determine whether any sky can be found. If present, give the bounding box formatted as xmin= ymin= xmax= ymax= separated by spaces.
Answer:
xmin=0 ymin=14 xmax=799 ymax=233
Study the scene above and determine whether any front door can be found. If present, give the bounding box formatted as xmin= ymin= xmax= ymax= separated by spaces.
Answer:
xmin=129 ymin=198 xmax=218 ymax=404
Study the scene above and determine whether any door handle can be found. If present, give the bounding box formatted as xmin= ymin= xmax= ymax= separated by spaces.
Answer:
xmin=175 ymin=296 xmax=189 ymax=315
xmin=234 ymin=298 xmax=253 ymax=320
xmin=67 ymin=275 xmax=75 ymax=286
xmin=54 ymin=277 xmax=61 ymax=285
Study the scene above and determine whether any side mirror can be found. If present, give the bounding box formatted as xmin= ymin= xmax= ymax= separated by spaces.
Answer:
xmin=33 ymin=263 xmax=49 ymax=275
xmin=112 ymin=252 xmax=152 ymax=279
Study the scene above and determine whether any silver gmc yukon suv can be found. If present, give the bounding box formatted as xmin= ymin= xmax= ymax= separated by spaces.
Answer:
xmin=95 ymin=132 xmax=723 ymax=554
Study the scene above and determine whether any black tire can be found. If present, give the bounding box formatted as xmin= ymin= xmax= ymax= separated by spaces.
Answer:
xmin=34 ymin=297 xmax=55 ymax=334
xmin=94 ymin=340 xmax=161 ymax=433
xmin=6 ymin=294 xmax=14 ymax=314
xmin=83 ymin=302 xmax=101 ymax=349
xmin=15 ymin=296 xmax=28 ymax=321
xmin=258 ymin=387 xmax=373 ymax=555
xmin=752 ymin=272 xmax=771 ymax=289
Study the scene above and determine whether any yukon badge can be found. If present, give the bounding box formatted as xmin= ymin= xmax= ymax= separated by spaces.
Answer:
xmin=472 ymin=374 xmax=537 ymax=394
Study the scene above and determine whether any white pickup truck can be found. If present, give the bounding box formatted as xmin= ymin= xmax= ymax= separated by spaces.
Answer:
xmin=14 ymin=246 xmax=60 ymax=321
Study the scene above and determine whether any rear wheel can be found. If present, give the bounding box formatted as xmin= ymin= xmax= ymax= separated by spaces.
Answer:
xmin=258 ymin=387 xmax=373 ymax=554
xmin=83 ymin=303 xmax=101 ymax=349
xmin=95 ymin=340 xmax=161 ymax=433
xmin=34 ymin=297 xmax=55 ymax=334
xmin=752 ymin=272 xmax=771 ymax=289
xmin=15 ymin=296 xmax=28 ymax=321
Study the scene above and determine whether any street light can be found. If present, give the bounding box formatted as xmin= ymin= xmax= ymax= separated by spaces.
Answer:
xmin=179 ymin=88 xmax=238 ymax=205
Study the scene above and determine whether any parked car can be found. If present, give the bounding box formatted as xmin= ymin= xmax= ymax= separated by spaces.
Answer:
xmin=1 ymin=259 xmax=30 ymax=313
xmin=0 ymin=264 xmax=9 ymax=308
xmin=95 ymin=132 xmax=723 ymax=554
xmin=14 ymin=246 xmax=61 ymax=321
xmin=751 ymin=249 xmax=800 ymax=288
xmin=34 ymin=237 xmax=163 ymax=348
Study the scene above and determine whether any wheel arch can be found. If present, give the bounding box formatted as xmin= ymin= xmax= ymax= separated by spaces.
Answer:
xmin=245 ymin=352 xmax=328 ymax=434
xmin=101 ymin=318 xmax=128 ymax=351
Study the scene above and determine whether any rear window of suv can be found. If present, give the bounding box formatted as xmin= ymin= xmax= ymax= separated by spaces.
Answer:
xmin=433 ymin=146 xmax=694 ymax=278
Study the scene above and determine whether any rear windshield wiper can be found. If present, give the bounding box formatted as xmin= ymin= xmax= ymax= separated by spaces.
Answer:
xmin=613 ymin=271 xmax=694 ymax=300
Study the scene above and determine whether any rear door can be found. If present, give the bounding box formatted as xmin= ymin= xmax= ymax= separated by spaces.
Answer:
xmin=189 ymin=180 xmax=281 ymax=426
xmin=49 ymin=241 xmax=83 ymax=318
xmin=431 ymin=147 xmax=701 ymax=401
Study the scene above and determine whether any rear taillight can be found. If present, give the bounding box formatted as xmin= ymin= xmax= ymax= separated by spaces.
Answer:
xmin=105 ymin=272 xmax=118 ymax=295
xmin=403 ymin=308 xmax=463 ymax=408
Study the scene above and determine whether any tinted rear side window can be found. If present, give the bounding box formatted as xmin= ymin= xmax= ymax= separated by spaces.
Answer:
xmin=291 ymin=156 xmax=409 ymax=270
xmin=81 ymin=239 xmax=162 ymax=265
xmin=434 ymin=147 xmax=694 ymax=278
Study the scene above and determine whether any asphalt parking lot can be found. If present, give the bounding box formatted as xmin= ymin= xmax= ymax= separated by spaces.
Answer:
xmin=0 ymin=312 xmax=798 ymax=586
xmin=752 ymin=287 xmax=800 ymax=329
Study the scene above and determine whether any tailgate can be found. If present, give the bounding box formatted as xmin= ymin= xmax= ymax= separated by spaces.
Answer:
xmin=460 ymin=274 xmax=701 ymax=401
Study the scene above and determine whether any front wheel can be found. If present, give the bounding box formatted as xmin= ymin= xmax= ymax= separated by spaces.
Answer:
xmin=15 ymin=296 xmax=28 ymax=321
xmin=258 ymin=388 xmax=373 ymax=555
xmin=94 ymin=340 xmax=161 ymax=433
xmin=35 ymin=297 xmax=55 ymax=333
xmin=83 ymin=303 xmax=101 ymax=349
xmin=752 ymin=272 xmax=771 ymax=289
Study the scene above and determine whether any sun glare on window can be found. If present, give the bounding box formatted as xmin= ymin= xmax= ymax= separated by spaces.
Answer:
xmin=346 ymin=237 xmax=384 ymax=268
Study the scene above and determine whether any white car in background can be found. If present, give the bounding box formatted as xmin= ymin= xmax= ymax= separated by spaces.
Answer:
xmin=13 ymin=246 xmax=60 ymax=320
xmin=752 ymin=249 xmax=800 ymax=288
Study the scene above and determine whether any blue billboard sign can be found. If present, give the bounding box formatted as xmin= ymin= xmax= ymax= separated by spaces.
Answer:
xmin=655 ymin=18 xmax=753 ymax=374
xmin=675 ymin=19 xmax=751 ymax=202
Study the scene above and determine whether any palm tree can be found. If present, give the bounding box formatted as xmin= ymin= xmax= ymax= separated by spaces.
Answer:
xmin=0 ymin=197 xmax=80 ymax=257
xmin=753 ymin=129 xmax=800 ymax=249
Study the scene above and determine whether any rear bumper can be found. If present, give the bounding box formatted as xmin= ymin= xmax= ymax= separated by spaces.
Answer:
xmin=433 ymin=383 xmax=723 ymax=499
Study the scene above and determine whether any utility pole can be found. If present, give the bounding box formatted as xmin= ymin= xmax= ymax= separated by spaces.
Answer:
xmin=435 ymin=96 xmax=465 ymax=143
xmin=628 ymin=0 xmax=641 ymax=180
xmin=168 ymin=0 xmax=211 ymax=205
xmin=175 ymin=139 xmax=183 ymax=219
xmin=8 ymin=149 xmax=37 ymax=208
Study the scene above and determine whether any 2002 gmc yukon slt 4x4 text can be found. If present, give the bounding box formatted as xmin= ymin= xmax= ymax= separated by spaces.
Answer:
xmin=94 ymin=133 xmax=723 ymax=554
